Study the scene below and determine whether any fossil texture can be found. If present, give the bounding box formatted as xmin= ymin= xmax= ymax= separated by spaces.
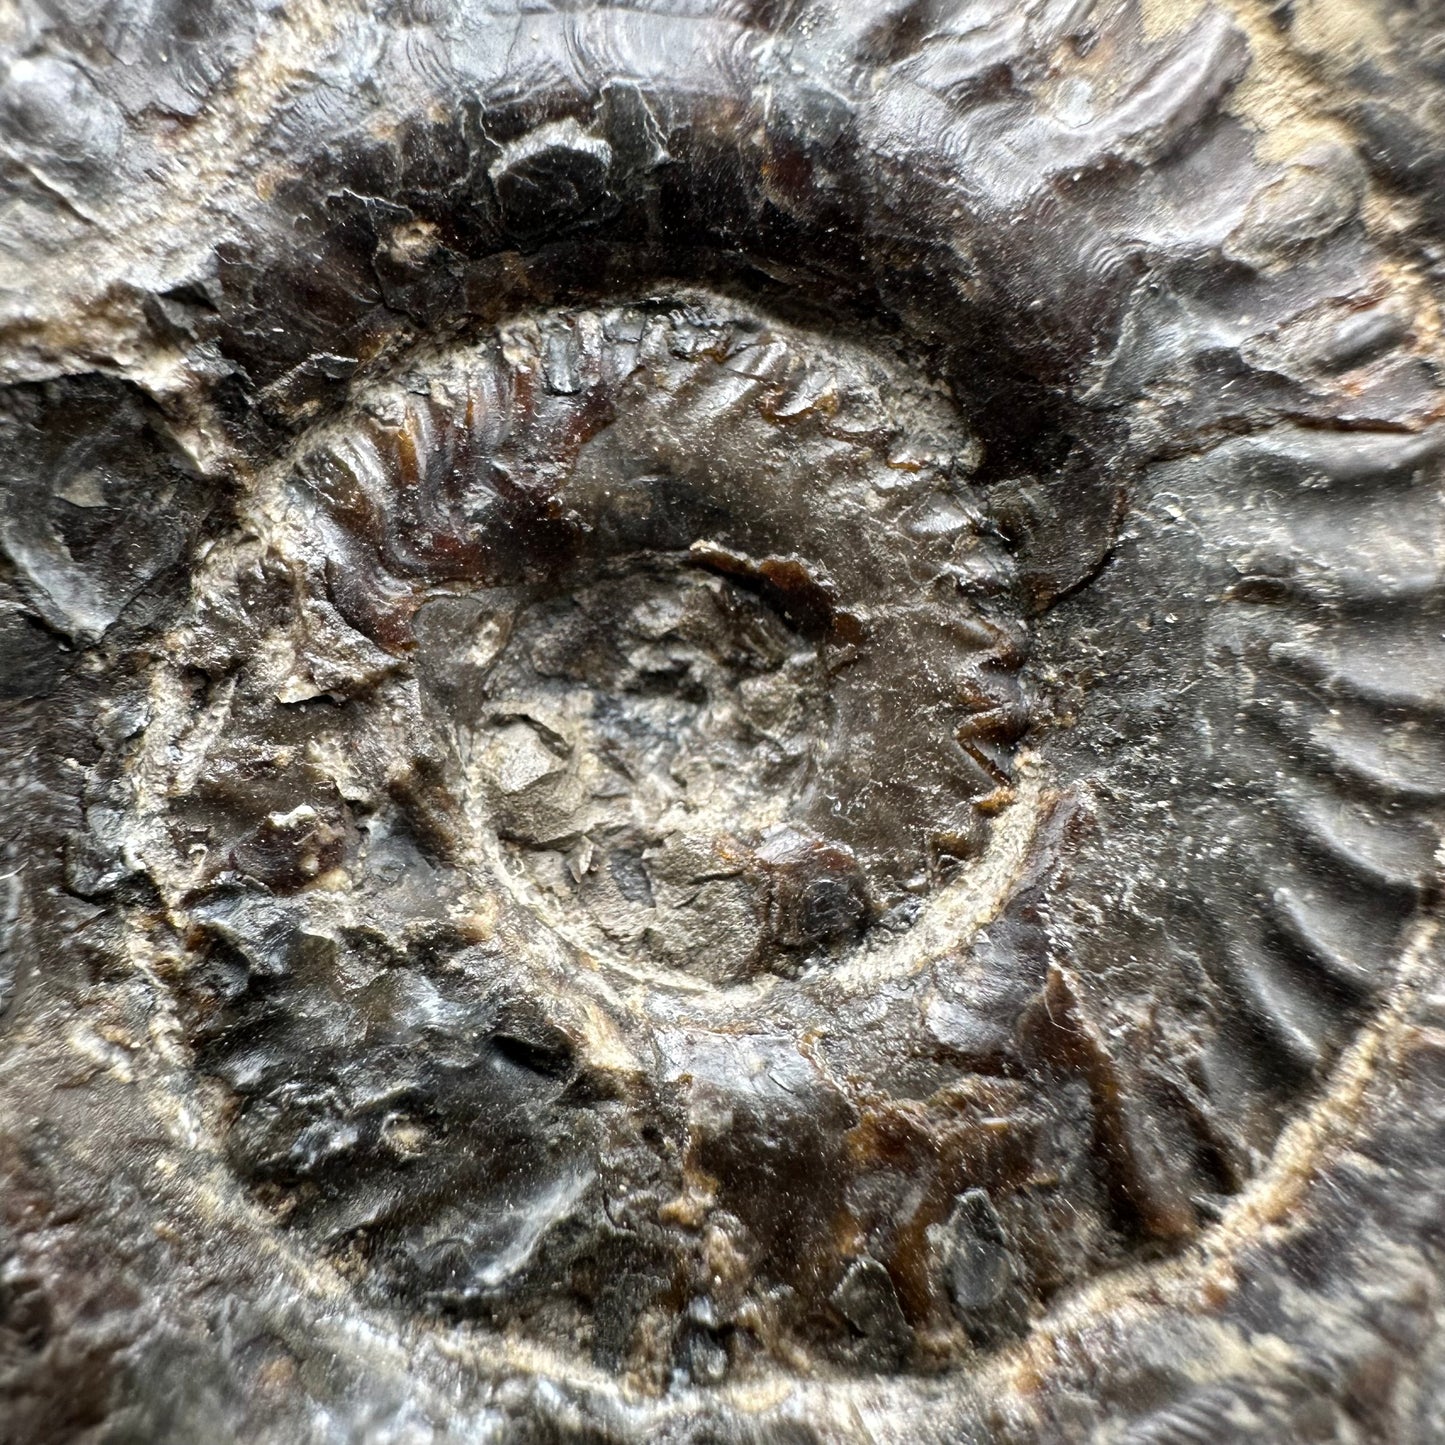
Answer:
xmin=2 ymin=1 xmax=1445 ymax=1441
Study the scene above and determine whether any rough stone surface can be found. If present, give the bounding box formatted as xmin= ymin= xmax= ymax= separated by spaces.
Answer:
xmin=1 ymin=0 xmax=1444 ymax=1440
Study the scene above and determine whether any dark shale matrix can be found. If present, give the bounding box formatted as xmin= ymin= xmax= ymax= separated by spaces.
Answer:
xmin=2 ymin=0 xmax=1445 ymax=1442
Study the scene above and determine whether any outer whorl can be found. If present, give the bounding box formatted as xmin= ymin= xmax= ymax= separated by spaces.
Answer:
xmin=1 ymin=1 xmax=1444 ymax=1441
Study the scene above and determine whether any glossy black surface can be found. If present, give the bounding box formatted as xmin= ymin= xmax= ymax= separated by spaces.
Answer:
xmin=2 ymin=1 xmax=1444 ymax=1440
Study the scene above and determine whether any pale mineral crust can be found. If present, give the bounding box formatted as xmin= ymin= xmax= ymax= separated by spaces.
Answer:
xmin=1 ymin=1 xmax=1444 ymax=1442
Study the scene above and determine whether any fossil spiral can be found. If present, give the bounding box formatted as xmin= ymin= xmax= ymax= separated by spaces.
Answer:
xmin=1 ymin=0 xmax=1445 ymax=1441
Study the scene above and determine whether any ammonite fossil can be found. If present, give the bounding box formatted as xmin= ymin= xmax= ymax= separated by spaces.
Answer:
xmin=2 ymin=1 xmax=1445 ymax=1440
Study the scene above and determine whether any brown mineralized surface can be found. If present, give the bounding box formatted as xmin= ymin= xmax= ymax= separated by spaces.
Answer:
xmin=1 ymin=1 xmax=1444 ymax=1441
